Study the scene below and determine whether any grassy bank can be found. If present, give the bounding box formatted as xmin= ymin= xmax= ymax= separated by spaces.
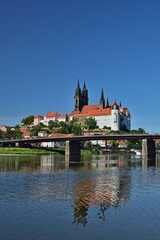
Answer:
xmin=81 ymin=149 xmax=100 ymax=155
xmin=0 ymin=148 xmax=56 ymax=155
xmin=0 ymin=147 xmax=99 ymax=156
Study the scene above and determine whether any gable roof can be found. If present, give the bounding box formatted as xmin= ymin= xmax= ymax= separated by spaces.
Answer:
xmin=58 ymin=114 xmax=67 ymax=119
xmin=45 ymin=112 xmax=58 ymax=118
xmin=34 ymin=115 xmax=44 ymax=119
xmin=71 ymin=104 xmax=112 ymax=117
xmin=81 ymin=104 xmax=101 ymax=113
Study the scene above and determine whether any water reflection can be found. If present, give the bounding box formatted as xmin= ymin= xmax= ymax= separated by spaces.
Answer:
xmin=142 ymin=158 xmax=157 ymax=167
xmin=0 ymin=154 xmax=158 ymax=173
xmin=0 ymin=154 xmax=159 ymax=228
xmin=71 ymin=163 xmax=131 ymax=226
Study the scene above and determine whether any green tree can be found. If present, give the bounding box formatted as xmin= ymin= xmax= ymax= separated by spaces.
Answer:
xmin=57 ymin=119 xmax=83 ymax=135
xmin=137 ymin=128 xmax=145 ymax=134
xmin=0 ymin=130 xmax=5 ymax=139
xmin=131 ymin=128 xmax=146 ymax=134
xmin=22 ymin=115 xmax=34 ymax=125
xmin=110 ymin=140 xmax=119 ymax=148
xmin=6 ymin=126 xmax=23 ymax=139
xmin=67 ymin=118 xmax=83 ymax=135
xmin=84 ymin=117 xmax=97 ymax=131
xmin=72 ymin=124 xmax=82 ymax=136
xmin=57 ymin=121 xmax=67 ymax=134
xmin=48 ymin=120 xmax=57 ymax=130
xmin=127 ymin=139 xmax=141 ymax=148
xmin=31 ymin=123 xmax=45 ymax=136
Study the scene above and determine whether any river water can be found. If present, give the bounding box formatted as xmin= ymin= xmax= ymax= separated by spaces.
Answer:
xmin=0 ymin=153 xmax=160 ymax=240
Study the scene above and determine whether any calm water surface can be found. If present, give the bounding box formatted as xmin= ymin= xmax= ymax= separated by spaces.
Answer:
xmin=0 ymin=154 xmax=160 ymax=240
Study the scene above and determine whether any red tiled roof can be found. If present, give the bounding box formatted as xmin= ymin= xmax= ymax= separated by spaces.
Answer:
xmin=71 ymin=110 xmax=80 ymax=115
xmin=71 ymin=106 xmax=112 ymax=117
xmin=118 ymin=140 xmax=127 ymax=145
xmin=81 ymin=104 xmax=101 ymax=113
xmin=110 ymin=102 xmax=116 ymax=107
xmin=58 ymin=114 xmax=67 ymax=119
xmin=49 ymin=133 xmax=73 ymax=137
xmin=21 ymin=128 xmax=31 ymax=137
xmin=46 ymin=112 xmax=58 ymax=118
xmin=34 ymin=115 xmax=43 ymax=119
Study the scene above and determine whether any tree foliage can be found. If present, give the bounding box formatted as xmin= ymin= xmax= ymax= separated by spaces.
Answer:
xmin=84 ymin=117 xmax=97 ymax=131
xmin=127 ymin=139 xmax=141 ymax=148
xmin=130 ymin=128 xmax=146 ymax=134
xmin=48 ymin=120 xmax=57 ymax=130
xmin=22 ymin=115 xmax=34 ymax=125
xmin=31 ymin=123 xmax=45 ymax=136
xmin=0 ymin=130 xmax=5 ymax=139
xmin=56 ymin=118 xmax=82 ymax=135
xmin=5 ymin=126 xmax=23 ymax=139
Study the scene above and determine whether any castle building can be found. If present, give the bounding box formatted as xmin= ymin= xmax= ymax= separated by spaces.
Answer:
xmin=33 ymin=80 xmax=131 ymax=131
xmin=70 ymin=81 xmax=131 ymax=131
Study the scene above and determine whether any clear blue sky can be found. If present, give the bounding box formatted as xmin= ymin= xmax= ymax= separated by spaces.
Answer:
xmin=1 ymin=0 xmax=160 ymax=132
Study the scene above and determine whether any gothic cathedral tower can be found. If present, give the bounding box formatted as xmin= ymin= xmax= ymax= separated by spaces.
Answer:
xmin=74 ymin=80 xmax=88 ymax=111
xmin=82 ymin=81 xmax=88 ymax=106
xmin=100 ymin=88 xmax=105 ymax=109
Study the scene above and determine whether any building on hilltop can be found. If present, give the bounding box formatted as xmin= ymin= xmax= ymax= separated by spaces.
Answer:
xmin=34 ymin=115 xmax=44 ymax=126
xmin=70 ymin=81 xmax=131 ymax=131
xmin=43 ymin=112 xmax=58 ymax=125
xmin=33 ymin=80 xmax=131 ymax=131
xmin=0 ymin=125 xmax=7 ymax=132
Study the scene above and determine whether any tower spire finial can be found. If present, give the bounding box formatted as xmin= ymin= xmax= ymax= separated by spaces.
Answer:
xmin=100 ymin=88 xmax=105 ymax=109
xmin=82 ymin=80 xmax=88 ymax=107
xmin=106 ymin=97 xmax=109 ymax=108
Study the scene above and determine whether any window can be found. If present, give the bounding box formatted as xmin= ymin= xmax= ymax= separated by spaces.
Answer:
xmin=114 ymin=113 xmax=117 ymax=123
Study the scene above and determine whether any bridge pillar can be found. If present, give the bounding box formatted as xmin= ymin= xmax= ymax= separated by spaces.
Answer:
xmin=65 ymin=140 xmax=80 ymax=162
xmin=142 ymin=139 xmax=156 ymax=159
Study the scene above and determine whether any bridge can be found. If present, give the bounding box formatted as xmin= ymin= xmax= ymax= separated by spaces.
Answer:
xmin=0 ymin=134 xmax=159 ymax=161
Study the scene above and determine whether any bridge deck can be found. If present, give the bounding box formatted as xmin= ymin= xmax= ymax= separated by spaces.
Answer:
xmin=0 ymin=134 xmax=160 ymax=145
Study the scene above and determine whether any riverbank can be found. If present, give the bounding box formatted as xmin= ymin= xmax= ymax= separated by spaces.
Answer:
xmin=0 ymin=147 xmax=99 ymax=155
xmin=0 ymin=148 xmax=57 ymax=155
xmin=0 ymin=147 xmax=133 ymax=156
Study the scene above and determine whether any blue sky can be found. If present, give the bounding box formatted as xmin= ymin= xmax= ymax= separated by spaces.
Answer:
xmin=0 ymin=0 xmax=160 ymax=132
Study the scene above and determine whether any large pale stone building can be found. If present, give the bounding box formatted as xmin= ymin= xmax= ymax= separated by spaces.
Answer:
xmin=70 ymin=81 xmax=131 ymax=131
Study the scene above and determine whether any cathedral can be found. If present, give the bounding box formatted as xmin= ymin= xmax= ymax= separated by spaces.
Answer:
xmin=70 ymin=80 xmax=131 ymax=131
xmin=34 ymin=80 xmax=131 ymax=131
xmin=74 ymin=80 xmax=89 ymax=112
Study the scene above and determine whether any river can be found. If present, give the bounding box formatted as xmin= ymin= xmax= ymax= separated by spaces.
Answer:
xmin=0 ymin=153 xmax=160 ymax=240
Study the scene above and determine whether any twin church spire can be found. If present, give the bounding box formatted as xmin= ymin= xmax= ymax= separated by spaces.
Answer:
xmin=74 ymin=80 xmax=110 ymax=112
xmin=74 ymin=80 xmax=89 ymax=111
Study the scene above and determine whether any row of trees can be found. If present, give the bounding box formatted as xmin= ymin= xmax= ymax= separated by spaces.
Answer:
xmin=31 ymin=117 xmax=97 ymax=136
xmin=0 ymin=126 xmax=23 ymax=139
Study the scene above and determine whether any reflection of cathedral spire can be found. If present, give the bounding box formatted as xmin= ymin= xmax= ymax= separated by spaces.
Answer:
xmin=72 ymin=160 xmax=131 ymax=227
xmin=72 ymin=204 xmax=89 ymax=226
